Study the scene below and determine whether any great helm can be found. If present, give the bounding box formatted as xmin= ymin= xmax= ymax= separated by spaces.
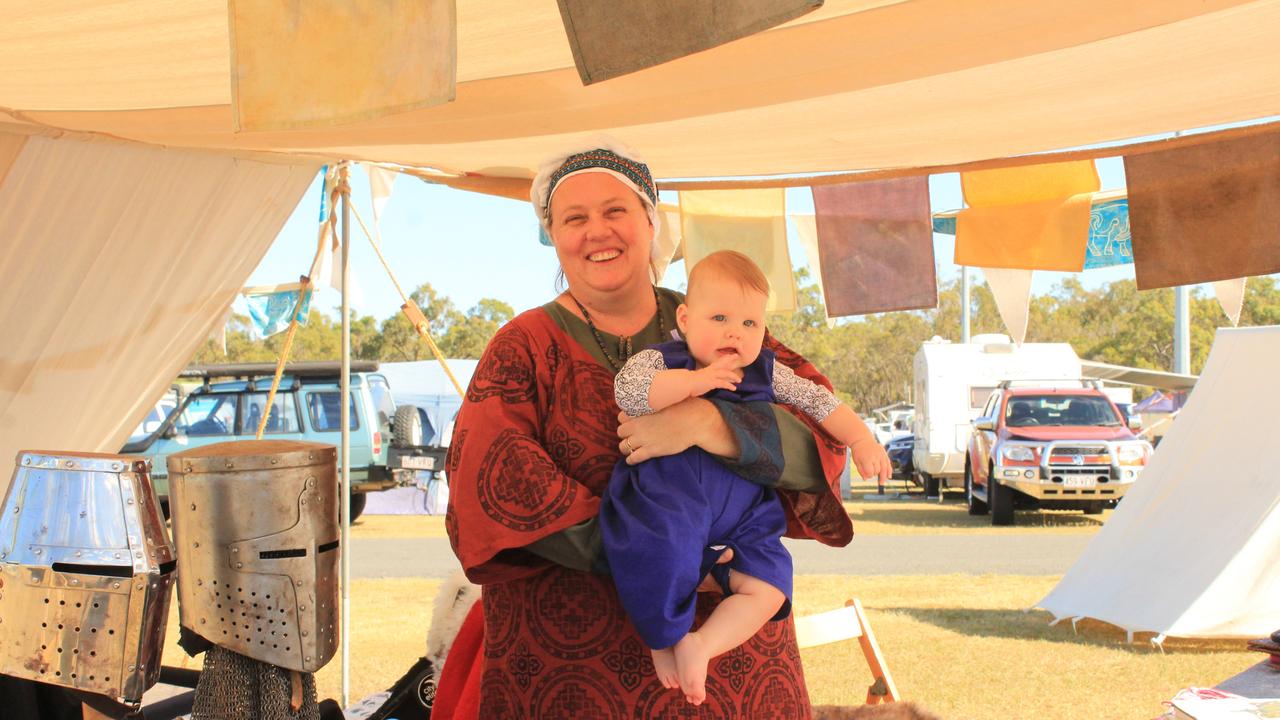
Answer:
xmin=168 ymin=439 xmax=339 ymax=672
xmin=0 ymin=450 xmax=175 ymax=704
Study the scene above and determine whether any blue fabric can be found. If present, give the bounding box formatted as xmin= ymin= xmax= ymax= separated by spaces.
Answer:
xmin=600 ymin=340 xmax=793 ymax=650
xmin=1083 ymin=198 xmax=1134 ymax=269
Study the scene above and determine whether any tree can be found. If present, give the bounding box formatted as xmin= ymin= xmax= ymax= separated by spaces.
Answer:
xmin=378 ymin=283 xmax=463 ymax=361
xmin=440 ymin=299 xmax=515 ymax=359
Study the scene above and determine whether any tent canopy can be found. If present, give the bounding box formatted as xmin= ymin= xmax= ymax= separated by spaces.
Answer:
xmin=3 ymin=0 xmax=1278 ymax=178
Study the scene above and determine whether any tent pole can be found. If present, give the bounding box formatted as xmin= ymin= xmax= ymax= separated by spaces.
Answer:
xmin=961 ymin=266 xmax=971 ymax=343
xmin=339 ymin=162 xmax=352 ymax=708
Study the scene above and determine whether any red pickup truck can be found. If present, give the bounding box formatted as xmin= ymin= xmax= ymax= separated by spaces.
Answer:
xmin=965 ymin=383 xmax=1153 ymax=526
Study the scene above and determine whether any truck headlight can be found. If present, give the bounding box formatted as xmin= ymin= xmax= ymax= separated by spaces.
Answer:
xmin=1001 ymin=444 xmax=1036 ymax=462
xmin=1116 ymin=444 xmax=1147 ymax=464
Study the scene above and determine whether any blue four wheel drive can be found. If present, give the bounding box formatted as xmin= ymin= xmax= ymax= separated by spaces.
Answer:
xmin=121 ymin=361 xmax=443 ymax=521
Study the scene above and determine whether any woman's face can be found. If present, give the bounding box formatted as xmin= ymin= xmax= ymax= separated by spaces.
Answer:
xmin=548 ymin=172 xmax=653 ymax=298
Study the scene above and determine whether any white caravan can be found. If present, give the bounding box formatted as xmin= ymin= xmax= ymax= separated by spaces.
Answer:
xmin=911 ymin=334 xmax=1082 ymax=495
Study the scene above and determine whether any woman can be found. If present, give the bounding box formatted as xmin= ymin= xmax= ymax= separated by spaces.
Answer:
xmin=445 ymin=140 xmax=852 ymax=718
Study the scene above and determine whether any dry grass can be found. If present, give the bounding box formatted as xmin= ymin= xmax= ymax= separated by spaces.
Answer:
xmin=348 ymin=514 xmax=449 ymax=539
xmin=160 ymin=578 xmax=442 ymax=705
xmin=794 ymin=575 xmax=1253 ymax=720
xmin=158 ymin=575 xmax=1254 ymax=720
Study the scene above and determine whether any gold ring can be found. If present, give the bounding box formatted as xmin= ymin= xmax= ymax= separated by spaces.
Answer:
xmin=623 ymin=439 xmax=634 ymax=454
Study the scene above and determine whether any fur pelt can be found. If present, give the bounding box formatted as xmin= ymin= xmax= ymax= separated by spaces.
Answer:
xmin=425 ymin=570 xmax=482 ymax=675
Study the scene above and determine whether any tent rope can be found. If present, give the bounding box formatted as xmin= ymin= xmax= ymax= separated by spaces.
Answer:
xmin=346 ymin=194 xmax=466 ymax=399
xmin=254 ymin=167 xmax=343 ymax=440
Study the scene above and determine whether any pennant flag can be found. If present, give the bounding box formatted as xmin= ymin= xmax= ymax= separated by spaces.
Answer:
xmin=653 ymin=202 xmax=681 ymax=283
xmin=367 ymin=165 xmax=398 ymax=224
xmin=538 ymin=225 xmax=554 ymax=247
xmin=556 ymin=0 xmax=822 ymax=85
xmin=1125 ymin=129 xmax=1280 ymax=290
xmin=309 ymin=167 xmax=366 ymax=306
xmin=956 ymin=160 xmax=1100 ymax=271
xmin=811 ymin=178 xmax=937 ymax=316
xmin=241 ymin=283 xmax=313 ymax=341
xmin=229 ymin=0 xmax=455 ymax=131
xmin=680 ymin=189 xmax=795 ymax=312
xmin=932 ymin=215 xmax=957 ymax=235
xmin=1083 ymin=195 xmax=1134 ymax=269
xmin=982 ymin=267 xmax=1034 ymax=344
xmin=788 ymin=215 xmax=836 ymax=328
xmin=1211 ymin=277 xmax=1247 ymax=326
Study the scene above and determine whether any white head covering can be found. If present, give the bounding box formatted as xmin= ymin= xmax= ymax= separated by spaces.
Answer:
xmin=530 ymin=137 xmax=663 ymax=264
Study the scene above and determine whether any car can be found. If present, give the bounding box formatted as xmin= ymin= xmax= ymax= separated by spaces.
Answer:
xmin=885 ymin=434 xmax=915 ymax=481
xmin=964 ymin=381 xmax=1153 ymax=526
xmin=121 ymin=361 xmax=441 ymax=521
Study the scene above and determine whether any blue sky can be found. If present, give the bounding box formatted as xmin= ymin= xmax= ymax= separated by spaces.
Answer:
xmin=246 ymin=157 xmax=1135 ymax=322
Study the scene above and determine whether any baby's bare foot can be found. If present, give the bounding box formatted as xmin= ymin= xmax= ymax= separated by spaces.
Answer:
xmin=673 ymin=632 xmax=711 ymax=705
xmin=651 ymin=647 xmax=679 ymax=689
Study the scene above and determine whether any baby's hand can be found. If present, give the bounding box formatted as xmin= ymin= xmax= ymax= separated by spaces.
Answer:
xmin=850 ymin=437 xmax=892 ymax=483
xmin=688 ymin=354 xmax=742 ymax=396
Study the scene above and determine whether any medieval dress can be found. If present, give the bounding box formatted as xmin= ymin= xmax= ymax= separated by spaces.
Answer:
xmin=445 ymin=288 xmax=852 ymax=719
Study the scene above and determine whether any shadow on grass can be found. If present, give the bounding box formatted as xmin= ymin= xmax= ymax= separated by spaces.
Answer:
xmin=885 ymin=606 xmax=1245 ymax=653
xmin=848 ymin=503 xmax=1108 ymax=530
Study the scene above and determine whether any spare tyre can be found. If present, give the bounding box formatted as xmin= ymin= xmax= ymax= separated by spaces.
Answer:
xmin=393 ymin=404 xmax=425 ymax=447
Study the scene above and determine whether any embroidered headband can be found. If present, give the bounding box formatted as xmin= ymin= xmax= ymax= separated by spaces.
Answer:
xmin=542 ymin=149 xmax=658 ymax=221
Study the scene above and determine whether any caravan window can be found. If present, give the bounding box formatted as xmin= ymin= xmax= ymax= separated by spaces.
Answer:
xmin=981 ymin=390 xmax=1002 ymax=419
xmin=970 ymin=386 xmax=997 ymax=410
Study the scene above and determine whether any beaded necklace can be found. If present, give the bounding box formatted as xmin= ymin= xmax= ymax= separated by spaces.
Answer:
xmin=568 ymin=287 xmax=665 ymax=372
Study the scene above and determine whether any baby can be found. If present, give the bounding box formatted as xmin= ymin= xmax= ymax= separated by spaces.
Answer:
xmin=601 ymin=250 xmax=891 ymax=705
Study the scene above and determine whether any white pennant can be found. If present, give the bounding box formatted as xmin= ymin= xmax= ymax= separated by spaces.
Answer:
xmin=981 ymin=267 xmax=1034 ymax=343
xmin=1211 ymin=277 xmax=1247 ymax=326
xmin=367 ymin=165 xmax=398 ymax=224
xmin=788 ymin=214 xmax=836 ymax=327
xmin=653 ymin=202 xmax=682 ymax=283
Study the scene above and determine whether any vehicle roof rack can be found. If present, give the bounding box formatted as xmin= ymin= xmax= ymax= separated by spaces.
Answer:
xmin=180 ymin=360 xmax=380 ymax=380
xmin=996 ymin=378 xmax=1102 ymax=390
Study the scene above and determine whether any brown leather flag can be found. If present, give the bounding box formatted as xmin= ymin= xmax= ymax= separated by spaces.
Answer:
xmin=556 ymin=0 xmax=823 ymax=84
xmin=1125 ymin=129 xmax=1280 ymax=289
xmin=811 ymin=177 xmax=937 ymax=317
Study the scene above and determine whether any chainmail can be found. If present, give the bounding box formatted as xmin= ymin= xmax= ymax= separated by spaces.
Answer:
xmin=191 ymin=645 xmax=319 ymax=720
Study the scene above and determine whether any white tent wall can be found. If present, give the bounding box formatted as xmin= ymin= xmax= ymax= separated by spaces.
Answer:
xmin=1037 ymin=326 xmax=1280 ymax=639
xmin=0 ymin=132 xmax=320 ymax=495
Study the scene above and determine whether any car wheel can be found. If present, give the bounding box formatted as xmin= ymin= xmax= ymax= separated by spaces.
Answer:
xmin=965 ymin=460 xmax=988 ymax=516
xmin=1082 ymin=501 xmax=1105 ymax=515
xmin=393 ymin=404 xmax=425 ymax=448
xmin=923 ymin=473 xmax=940 ymax=497
xmin=348 ymin=491 xmax=368 ymax=523
xmin=990 ymin=464 xmax=1014 ymax=526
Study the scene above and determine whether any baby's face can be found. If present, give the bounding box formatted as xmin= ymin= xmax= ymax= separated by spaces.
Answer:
xmin=677 ymin=276 xmax=768 ymax=368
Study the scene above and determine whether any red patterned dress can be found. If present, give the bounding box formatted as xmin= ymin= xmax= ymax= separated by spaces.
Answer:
xmin=446 ymin=304 xmax=851 ymax=719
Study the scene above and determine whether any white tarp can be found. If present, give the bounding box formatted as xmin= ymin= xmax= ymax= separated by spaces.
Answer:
xmin=0 ymin=131 xmax=319 ymax=495
xmin=1038 ymin=326 xmax=1280 ymax=639
xmin=1 ymin=1 xmax=1277 ymax=178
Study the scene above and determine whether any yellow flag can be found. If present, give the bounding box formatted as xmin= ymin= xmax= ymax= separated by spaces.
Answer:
xmin=679 ymin=189 xmax=795 ymax=312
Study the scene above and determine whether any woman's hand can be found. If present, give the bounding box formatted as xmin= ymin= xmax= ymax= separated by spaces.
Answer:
xmin=617 ymin=398 xmax=740 ymax=465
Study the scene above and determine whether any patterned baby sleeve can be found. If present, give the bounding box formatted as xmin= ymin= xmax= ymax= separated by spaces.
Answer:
xmin=773 ymin=362 xmax=842 ymax=422
xmin=613 ymin=348 xmax=667 ymax=416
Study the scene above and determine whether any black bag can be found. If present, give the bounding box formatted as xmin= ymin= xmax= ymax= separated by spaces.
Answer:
xmin=359 ymin=656 xmax=436 ymax=720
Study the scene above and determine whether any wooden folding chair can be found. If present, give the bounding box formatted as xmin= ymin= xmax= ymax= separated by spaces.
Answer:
xmin=794 ymin=598 xmax=900 ymax=705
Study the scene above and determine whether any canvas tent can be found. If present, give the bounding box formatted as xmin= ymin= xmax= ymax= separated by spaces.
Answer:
xmin=1037 ymin=326 xmax=1280 ymax=640
xmin=3 ymin=1 xmax=1278 ymax=495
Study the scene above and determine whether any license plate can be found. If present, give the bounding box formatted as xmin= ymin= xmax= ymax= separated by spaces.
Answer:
xmin=1063 ymin=476 xmax=1095 ymax=489
xmin=401 ymin=456 xmax=436 ymax=470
